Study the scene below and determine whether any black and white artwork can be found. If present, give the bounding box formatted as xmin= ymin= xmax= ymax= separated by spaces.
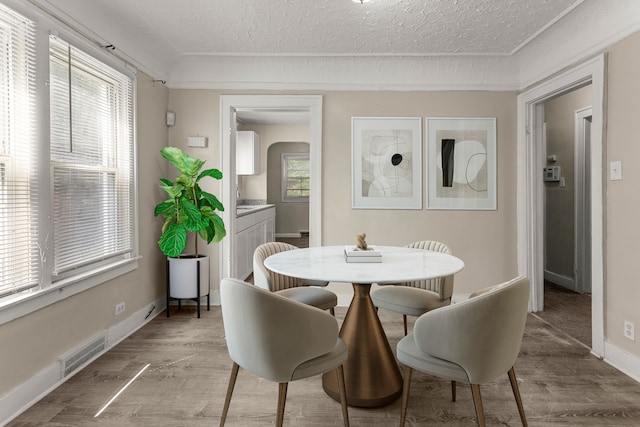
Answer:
xmin=426 ymin=117 xmax=496 ymax=210
xmin=352 ymin=117 xmax=422 ymax=209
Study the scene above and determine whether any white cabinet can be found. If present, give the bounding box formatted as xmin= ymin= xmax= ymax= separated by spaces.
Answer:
xmin=236 ymin=131 xmax=260 ymax=175
xmin=234 ymin=206 xmax=275 ymax=280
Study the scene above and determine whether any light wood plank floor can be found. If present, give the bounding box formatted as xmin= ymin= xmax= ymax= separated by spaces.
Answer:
xmin=8 ymin=304 xmax=640 ymax=426
xmin=537 ymin=282 xmax=591 ymax=348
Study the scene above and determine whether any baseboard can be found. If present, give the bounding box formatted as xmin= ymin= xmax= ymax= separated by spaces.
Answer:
xmin=0 ymin=297 xmax=166 ymax=426
xmin=544 ymin=270 xmax=575 ymax=290
xmin=603 ymin=342 xmax=640 ymax=384
xmin=275 ymin=232 xmax=301 ymax=238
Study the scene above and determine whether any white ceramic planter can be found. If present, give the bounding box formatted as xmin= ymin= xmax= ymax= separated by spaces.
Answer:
xmin=167 ymin=255 xmax=210 ymax=299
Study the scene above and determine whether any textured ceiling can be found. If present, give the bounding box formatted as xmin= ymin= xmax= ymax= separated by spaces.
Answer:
xmin=41 ymin=0 xmax=582 ymax=57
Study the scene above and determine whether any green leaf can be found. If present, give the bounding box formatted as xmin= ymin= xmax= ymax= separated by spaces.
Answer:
xmin=199 ymin=191 xmax=225 ymax=212
xmin=178 ymin=199 xmax=203 ymax=229
xmin=158 ymin=223 xmax=187 ymax=257
xmin=160 ymin=178 xmax=173 ymax=186
xmin=201 ymin=213 xmax=226 ymax=244
xmin=183 ymin=156 xmax=205 ymax=177
xmin=209 ymin=214 xmax=226 ymax=243
xmin=154 ymin=200 xmax=175 ymax=217
xmin=197 ymin=168 xmax=223 ymax=182
xmin=161 ymin=147 xmax=189 ymax=174
xmin=159 ymin=183 xmax=182 ymax=199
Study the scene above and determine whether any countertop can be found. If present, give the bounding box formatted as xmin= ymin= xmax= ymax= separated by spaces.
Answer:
xmin=236 ymin=204 xmax=275 ymax=218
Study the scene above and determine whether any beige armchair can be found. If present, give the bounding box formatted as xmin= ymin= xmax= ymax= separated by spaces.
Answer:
xmin=397 ymin=276 xmax=530 ymax=427
xmin=370 ymin=240 xmax=453 ymax=335
xmin=219 ymin=278 xmax=349 ymax=427
xmin=253 ymin=242 xmax=337 ymax=315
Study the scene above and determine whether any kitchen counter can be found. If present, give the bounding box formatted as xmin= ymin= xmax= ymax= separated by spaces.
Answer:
xmin=236 ymin=204 xmax=274 ymax=218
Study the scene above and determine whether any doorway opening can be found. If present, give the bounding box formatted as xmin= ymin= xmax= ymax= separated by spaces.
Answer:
xmin=538 ymin=88 xmax=593 ymax=347
xmin=517 ymin=54 xmax=605 ymax=357
xmin=218 ymin=95 xmax=323 ymax=284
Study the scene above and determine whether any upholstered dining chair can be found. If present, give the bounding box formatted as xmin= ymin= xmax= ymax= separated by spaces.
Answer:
xmin=253 ymin=241 xmax=337 ymax=315
xmin=370 ymin=240 xmax=453 ymax=335
xmin=219 ymin=278 xmax=349 ymax=427
xmin=397 ymin=276 xmax=530 ymax=427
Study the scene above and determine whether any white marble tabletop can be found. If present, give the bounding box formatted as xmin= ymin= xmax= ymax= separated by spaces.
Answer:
xmin=264 ymin=245 xmax=464 ymax=285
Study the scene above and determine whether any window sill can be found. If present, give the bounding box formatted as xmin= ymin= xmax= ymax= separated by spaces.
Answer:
xmin=0 ymin=257 xmax=141 ymax=326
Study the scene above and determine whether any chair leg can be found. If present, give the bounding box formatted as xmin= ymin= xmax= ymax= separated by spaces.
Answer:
xmin=336 ymin=365 xmax=350 ymax=427
xmin=470 ymin=384 xmax=486 ymax=427
xmin=219 ymin=362 xmax=240 ymax=427
xmin=399 ymin=366 xmax=413 ymax=427
xmin=276 ymin=382 xmax=288 ymax=427
xmin=508 ymin=367 xmax=528 ymax=426
xmin=451 ymin=380 xmax=456 ymax=401
xmin=403 ymin=314 xmax=408 ymax=336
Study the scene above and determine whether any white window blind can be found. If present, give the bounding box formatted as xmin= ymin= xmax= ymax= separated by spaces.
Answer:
xmin=281 ymin=153 xmax=310 ymax=202
xmin=49 ymin=36 xmax=135 ymax=278
xmin=0 ymin=5 xmax=38 ymax=298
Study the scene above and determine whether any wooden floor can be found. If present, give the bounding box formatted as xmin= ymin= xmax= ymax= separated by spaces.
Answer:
xmin=9 ymin=303 xmax=640 ymax=426
xmin=536 ymin=281 xmax=592 ymax=348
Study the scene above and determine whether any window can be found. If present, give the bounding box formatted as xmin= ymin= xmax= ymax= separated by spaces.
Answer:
xmin=49 ymin=36 xmax=135 ymax=279
xmin=0 ymin=4 xmax=38 ymax=298
xmin=0 ymin=2 xmax=136 ymax=305
xmin=281 ymin=153 xmax=310 ymax=202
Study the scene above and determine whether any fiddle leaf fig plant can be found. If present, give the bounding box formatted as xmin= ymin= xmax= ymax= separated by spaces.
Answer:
xmin=154 ymin=147 xmax=226 ymax=258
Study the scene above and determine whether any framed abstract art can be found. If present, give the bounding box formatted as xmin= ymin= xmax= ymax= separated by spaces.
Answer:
xmin=426 ymin=117 xmax=497 ymax=210
xmin=352 ymin=117 xmax=422 ymax=209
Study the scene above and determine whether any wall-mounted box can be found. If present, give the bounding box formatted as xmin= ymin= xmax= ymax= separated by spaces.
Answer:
xmin=236 ymin=131 xmax=260 ymax=175
xmin=543 ymin=166 xmax=561 ymax=182
xmin=187 ymin=136 xmax=207 ymax=148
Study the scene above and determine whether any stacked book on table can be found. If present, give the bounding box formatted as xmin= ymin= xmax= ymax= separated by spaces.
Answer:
xmin=344 ymin=246 xmax=382 ymax=263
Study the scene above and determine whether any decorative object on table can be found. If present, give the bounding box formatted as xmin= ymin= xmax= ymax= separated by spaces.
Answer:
xmin=344 ymin=234 xmax=382 ymax=263
xmin=371 ymin=240 xmax=453 ymax=335
xmin=154 ymin=146 xmax=226 ymax=317
xmin=253 ymin=242 xmax=337 ymax=315
xmin=426 ymin=117 xmax=497 ymax=210
xmin=397 ymin=276 xmax=530 ymax=427
xmin=356 ymin=232 xmax=368 ymax=249
xmin=352 ymin=117 xmax=422 ymax=209
xmin=219 ymin=278 xmax=349 ymax=427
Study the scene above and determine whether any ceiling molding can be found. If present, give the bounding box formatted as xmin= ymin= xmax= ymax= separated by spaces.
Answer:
xmin=21 ymin=0 xmax=640 ymax=91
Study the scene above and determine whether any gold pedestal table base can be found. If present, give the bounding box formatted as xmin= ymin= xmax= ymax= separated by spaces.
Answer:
xmin=322 ymin=283 xmax=403 ymax=407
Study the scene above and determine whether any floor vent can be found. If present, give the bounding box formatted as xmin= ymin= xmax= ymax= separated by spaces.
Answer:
xmin=60 ymin=334 xmax=107 ymax=378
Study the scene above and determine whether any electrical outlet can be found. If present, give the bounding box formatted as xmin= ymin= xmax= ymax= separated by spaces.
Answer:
xmin=115 ymin=302 xmax=125 ymax=316
xmin=624 ymin=320 xmax=635 ymax=341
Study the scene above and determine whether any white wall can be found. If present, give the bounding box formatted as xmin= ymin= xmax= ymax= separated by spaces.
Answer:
xmin=603 ymin=32 xmax=640 ymax=357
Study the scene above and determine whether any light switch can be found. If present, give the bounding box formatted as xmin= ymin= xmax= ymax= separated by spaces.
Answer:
xmin=610 ymin=161 xmax=622 ymax=181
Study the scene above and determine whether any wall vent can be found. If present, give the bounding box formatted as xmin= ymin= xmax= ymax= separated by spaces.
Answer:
xmin=60 ymin=334 xmax=107 ymax=378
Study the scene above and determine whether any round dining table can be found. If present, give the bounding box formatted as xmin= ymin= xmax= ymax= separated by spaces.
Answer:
xmin=264 ymin=245 xmax=464 ymax=407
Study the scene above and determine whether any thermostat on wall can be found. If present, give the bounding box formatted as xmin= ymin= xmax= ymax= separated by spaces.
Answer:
xmin=543 ymin=166 xmax=561 ymax=182
xmin=187 ymin=136 xmax=208 ymax=148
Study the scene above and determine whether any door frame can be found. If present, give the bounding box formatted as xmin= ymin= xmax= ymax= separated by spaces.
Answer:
xmin=218 ymin=95 xmax=323 ymax=282
xmin=517 ymin=54 xmax=606 ymax=357
xmin=575 ymin=107 xmax=593 ymax=295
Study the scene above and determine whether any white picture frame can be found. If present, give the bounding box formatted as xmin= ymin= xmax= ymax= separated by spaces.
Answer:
xmin=352 ymin=117 xmax=422 ymax=209
xmin=426 ymin=117 xmax=497 ymax=210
